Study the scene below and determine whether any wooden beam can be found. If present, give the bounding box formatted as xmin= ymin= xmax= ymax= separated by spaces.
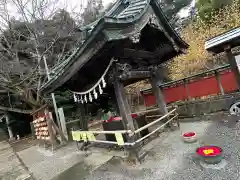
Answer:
xmin=119 ymin=70 xmax=151 ymax=81
xmin=154 ymin=43 xmax=173 ymax=58
xmin=31 ymin=104 xmax=47 ymax=115
xmin=121 ymin=48 xmax=155 ymax=59
xmin=0 ymin=106 xmax=33 ymax=114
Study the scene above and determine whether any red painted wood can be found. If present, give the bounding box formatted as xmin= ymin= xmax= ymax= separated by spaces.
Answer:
xmin=144 ymin=93 xmax=156 ymax=107
xmin=163 ymin=85 xmax=188 ymax=103
xmin=187 ymin=76 xmax=220 ymax=98
xmin=220 ymin=71 xmax=238 ymax=92
xmin=142 ymin=70 xmax=238 ymax=107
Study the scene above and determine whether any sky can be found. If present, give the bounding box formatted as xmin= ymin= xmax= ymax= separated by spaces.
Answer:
xmin=61 ymin=0 xmax=115 ymax=16
xmin=3 ymin=0 xmax=193 ymax=27
xmin=177 ymin=0 xmax=196 ymax=18
xmin=60 ymin=0 xmax=114 ymax=12
xmin=5 ymin=0 xmax=115 ymax=22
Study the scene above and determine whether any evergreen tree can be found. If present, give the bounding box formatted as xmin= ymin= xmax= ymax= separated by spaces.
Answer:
xmin=196 ymin=0 xmax=233 ymax=22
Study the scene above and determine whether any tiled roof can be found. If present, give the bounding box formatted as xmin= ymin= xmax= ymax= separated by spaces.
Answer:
xmin=40 ymin=0 xmax=188 ymax=94
xmin=79 ymin=0 xmax=149 ymax=33
xmin=205 ymin=27 xmax=240 ymax=53
xmin=44 ymin=0 xmax=151 ymax=84
xmin=115 ymin=0 xmax=148 ymax=18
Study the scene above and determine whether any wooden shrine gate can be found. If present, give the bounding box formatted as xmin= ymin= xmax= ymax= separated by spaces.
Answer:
xmin=69 ymin=63 xmax=180 ymax=162
xmin=39 ymin=0 xmax=189 ymax=162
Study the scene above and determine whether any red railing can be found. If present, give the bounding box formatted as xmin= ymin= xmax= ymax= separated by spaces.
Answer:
xmin=142 ymin=67 xmax=238 ymax=107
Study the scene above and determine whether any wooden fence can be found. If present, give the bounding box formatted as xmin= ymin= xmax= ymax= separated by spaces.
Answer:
xmin=141 ymin=64 xmax=238 ymax=107
xmin=71 ymin=109 xmax=178 ymax=147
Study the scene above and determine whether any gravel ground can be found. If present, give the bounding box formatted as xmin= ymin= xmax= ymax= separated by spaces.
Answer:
xmin=84 ymin=114 xmax=240 ymax=180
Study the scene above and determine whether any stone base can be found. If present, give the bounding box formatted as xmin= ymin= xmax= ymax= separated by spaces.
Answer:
xmin=8 ymin=137 xmax=16 ymax=142
xmin=200 ymin=159 xmax=227 ymax=170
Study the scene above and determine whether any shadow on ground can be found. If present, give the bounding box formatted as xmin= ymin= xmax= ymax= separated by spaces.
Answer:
xmin=51 ymin=161 xmax=91 ymax=180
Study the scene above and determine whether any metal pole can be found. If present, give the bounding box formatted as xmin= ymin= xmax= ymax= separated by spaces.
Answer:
xmin=43 ymin=55 xmax=61 ymax=128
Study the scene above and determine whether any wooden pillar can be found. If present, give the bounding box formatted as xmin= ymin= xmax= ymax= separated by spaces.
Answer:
xmin=114 ymin=77 xmax=142 ymax=163
xmin=114 ymin=79 xmax=135 ymax=131
xmin=5 ymin=114 xmax=13 ymax=140
xmin=44 ymin=109 xmax=57 ymax=147
xmin=81 ymin=104 xmax=88 ymax=131
xmin=183 ymin=80 xmax=191 ymax=101
xmin=149 ymin=68 xmax=168 ymax=115
xmin=225 ymin=48 xmax=240 ymax=90
xmin=58 ymin=108 xmax=68 ymax=140
xmin=215 ymin=71 xmax=225 ymax=95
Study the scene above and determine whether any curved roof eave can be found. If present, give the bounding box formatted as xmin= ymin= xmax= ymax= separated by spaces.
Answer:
xmin=78 ymin=0 xmax=128 ymax=32
xmin=150 ymin=0 xmax=189 ymax=49
xmin=40 ymin=0 xmax=189 ymax=94
xmin=40 ymin=0 xmax=152 ymax=94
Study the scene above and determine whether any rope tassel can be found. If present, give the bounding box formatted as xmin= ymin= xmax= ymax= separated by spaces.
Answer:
xmin=71 ymin=58 xmax=117 ymax=104
xmin=89 ymin=93 xmax=93 ymax=102
xmin=76 ymin=95 xmax=80 ymax=103
xmin=93 ymin=89 xmax=98 ymax=99
xmin=80 ymin=96 xmax=84 ymax=104
xmin=102 ymin=77 xmax=106 ymax=88
xmin=99 ymin=84 xmax=103 ymax=94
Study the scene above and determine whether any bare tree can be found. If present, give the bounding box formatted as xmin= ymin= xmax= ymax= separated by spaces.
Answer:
xmin=0 ymin=0 xmax=82 ymax=110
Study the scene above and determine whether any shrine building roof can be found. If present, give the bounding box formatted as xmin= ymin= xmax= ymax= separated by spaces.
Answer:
xmin=205 ymin=27 xmax=240 ymax=54
xmin=40 ymin=0 xmax=189 ymax=95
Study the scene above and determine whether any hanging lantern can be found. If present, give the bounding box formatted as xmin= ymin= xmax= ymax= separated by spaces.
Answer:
xmin=93 ymin=89 xmax=98 ymax=99
xmin=102 ymin=77 xmax=106 ymax=88
xmin=99 ymin=84 xmax=103 ymax=94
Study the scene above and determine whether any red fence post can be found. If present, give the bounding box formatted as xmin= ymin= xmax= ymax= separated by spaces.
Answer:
xmin=215 ymin=71 xmax=225 ymax=95
xmin=184 ymin=79 xmax=191 ymax=101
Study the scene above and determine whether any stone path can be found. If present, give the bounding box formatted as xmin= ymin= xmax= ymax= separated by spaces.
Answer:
xmin=17 ymin=143 xmax=86 ymax=180
xmin=0 ymin=140 xmax=31 ymax=180
xmin=17 ymin=141 xmax=115 ymax=180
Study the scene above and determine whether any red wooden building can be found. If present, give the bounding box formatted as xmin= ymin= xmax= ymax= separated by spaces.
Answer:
xmin=141 ymin=65 xmax=238 ymax=107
